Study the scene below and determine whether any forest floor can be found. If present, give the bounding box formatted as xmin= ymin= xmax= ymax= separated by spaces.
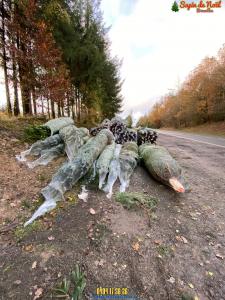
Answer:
xmin=1 ymin=117 xmax=225 ymax=300
xmin=162 ymin=121 xmax=225 ymax=137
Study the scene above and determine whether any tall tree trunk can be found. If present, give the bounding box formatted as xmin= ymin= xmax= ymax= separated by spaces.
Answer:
xmin=51 ymin=100 xmax=55 ymax=118
xmin=41 ymin=96 xmax=44 ymax=115
xmin=77 ymin=89 xmax=80 ymax=121
xmin=12 ymin=49 xmax=20 ymax=116
xmin=57 ymin=102 xmax=61 ymax=117
xmin=32 ymin=87 xmax=37 ymax=115
xmin=61 ymin=101 xmax=64 ymax=117
xmin=17 ymin=37 xmax=32 ymax=115
xmin=47 ymin=98 xmax=50 ymax=119
xmin=71 ymin=100 xmax=75 ymax=119
xmin=1 ymin=0 xmax=12 ymax=115
xmin=66 ymin=92 xmax=70 ymax=117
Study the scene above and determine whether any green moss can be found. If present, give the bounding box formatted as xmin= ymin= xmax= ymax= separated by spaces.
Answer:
xmin=157 ymin=245 xmax=171 ymax=257
xmin=116 ymin=192 xmax=158 ymax=210
xmin=37 ymin=173 xmax=48 ymax=182
xmin=181 ymin=293 xmax=195 ymax=300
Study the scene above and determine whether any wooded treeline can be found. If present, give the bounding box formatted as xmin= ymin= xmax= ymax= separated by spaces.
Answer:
xmin=0 ymin=0 xmax=123 ymax=122
xmin=138 ymin=45 xmax=225 ymax=128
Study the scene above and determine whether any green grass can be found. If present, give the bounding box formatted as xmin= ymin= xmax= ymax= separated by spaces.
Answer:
xmin=54 ymin=265 xmax=86 ymax=300
xmin=14 ymin=220 xmax=42 ymax=241
xmin=21 ymin=199 xmax=32 ymax=209
xmin=181 ymin=293 xmax=195 ymax=300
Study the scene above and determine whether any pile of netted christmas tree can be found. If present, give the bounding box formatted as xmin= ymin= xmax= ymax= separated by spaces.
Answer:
xmin=90 ymin=117 xmax=158 ymax=145
xmin=16 ymin=117 xmax=186 ymax=227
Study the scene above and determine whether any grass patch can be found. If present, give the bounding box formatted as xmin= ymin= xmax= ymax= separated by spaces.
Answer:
xmin=54 ymin=264 xmax=86 ymax=300
xmin=37 ymin=173 xmax=48 ymax=182
xmin=14 ymin=220 xmax=42 ymax=241
xmin=181 ymin=293 xmax=195 ymax=300
xmin=157 ymin=244 xmax=171 ymax=257
xmin=116 ymin=192 xmax=158 ymax=211
xmin=21 ymin=199 xmax=32 ymax=209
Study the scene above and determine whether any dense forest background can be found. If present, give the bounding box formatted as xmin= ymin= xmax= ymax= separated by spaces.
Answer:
xmin=138 ymin=46 xmax=225 ymax=129
xmin=0 ymin=0 xmax=123 ymax=123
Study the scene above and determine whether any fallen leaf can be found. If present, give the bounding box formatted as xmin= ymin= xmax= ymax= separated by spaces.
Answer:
xmin=206 ymin=271 xmax=214 ymax=277
xmin=33 ymin=287 xmax=43 ymax=300
xmin=167 ymin=277 xmax=175 ymax=284
xmin=23 ymin=244 xmax=34 ymax=252
xmin=188 ymin=283 xmax=194 ymax=289
xmin=49 ymin=211 xmax=56 ymax=217
xmin=176 ymin=236 xmax=182 ymax=242
xmin=181 ymin=236 xmax=188 ymax=244
xmin=132 ymin=242 xmax=140 ymax=252
xmin=154 ymin=240 xmax=162 ymax=245
xmin=32 ymin=261 xmax=37 ymax=269
xmin=89 ymin=208 xmax=96 ymax=215
xmin=216 ymin=254 xmax=224 ymax=260
xmin=176 ymin=236 xmax=188 ymax=244
xmin=47 ymin=236 xmax=55 ymax=241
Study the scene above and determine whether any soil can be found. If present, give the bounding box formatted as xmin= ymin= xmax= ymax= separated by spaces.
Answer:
xmin=1 ymin=118 xmax=225 ymax=300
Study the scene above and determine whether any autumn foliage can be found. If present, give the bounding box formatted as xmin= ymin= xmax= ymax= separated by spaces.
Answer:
xmin=0 ymin=0 xmax=122 ymax=121
xmin=138 ymin=46 xmax=225 ymax=128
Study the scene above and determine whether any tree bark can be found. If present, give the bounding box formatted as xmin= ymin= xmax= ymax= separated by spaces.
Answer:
xmin=1 ymin=0 xmax=12 ymax=115
xmin=66 ymin=92 xmax=70 ymax=117
xmin=12 ymin=54 xmax=19 ymax=115
xmin=32 ymin=87 xmax=37 ymax=115
xmin=57 ymin=102 xmax=61 ymax=117
xmin=51 ymin=100 xmax=55 ymax=118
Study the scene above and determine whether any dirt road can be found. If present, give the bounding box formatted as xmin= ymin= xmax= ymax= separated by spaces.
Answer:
xmin=1 ymin=126 xmax=225 ymax=300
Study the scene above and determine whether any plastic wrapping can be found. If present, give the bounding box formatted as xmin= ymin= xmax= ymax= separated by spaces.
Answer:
xmin=27 ymin=144 xmax=65 ymax=169
xmin=96 ymin=141 xmax=116 ymax=189
xmin=24 ymin=129 xmax=114 ymax=226
xmin=24 ymin=199 xmax=57 ymax=227
xmin=59 ymin=125 xmax=89 ymax=161
xmin=139 ymin=144 xmax=185 ymax=193
xmin=78 ymin=185 xmax=88 ymax=202
xmin=119 ymin=142 xmax=139 ymax=192
xmin=16 ymin=134 xmax=62 ymax=162
xmin=103 ymin=144 xmax=122 ymax=198
xmin=44 ymin=117 xmax=74 ymax=135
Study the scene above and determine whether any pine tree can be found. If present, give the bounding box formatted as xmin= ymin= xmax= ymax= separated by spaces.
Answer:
xmin=171 ymin=1 xmax=179 ymax=12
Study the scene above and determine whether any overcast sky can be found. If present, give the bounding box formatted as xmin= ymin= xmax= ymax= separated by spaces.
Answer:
xmin=101 ymin=0 xmax=225 ymax=118
xmin=1 ymin=0 xmax=225 ymax=118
